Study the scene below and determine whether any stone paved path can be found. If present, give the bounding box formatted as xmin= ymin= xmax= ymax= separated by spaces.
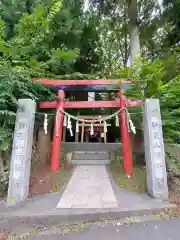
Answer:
xmin=57 ymin=165 xmax=118 ymax=208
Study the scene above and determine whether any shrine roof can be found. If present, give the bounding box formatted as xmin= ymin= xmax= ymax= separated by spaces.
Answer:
xmin=33 ymin=79 xmax=134 ymax=92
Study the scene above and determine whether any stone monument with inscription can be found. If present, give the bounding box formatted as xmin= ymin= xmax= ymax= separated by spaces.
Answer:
xmin=7 ymin=99 xmax=36 ymax=206
xmin=144 ymin=99 xmax=168 ymax=200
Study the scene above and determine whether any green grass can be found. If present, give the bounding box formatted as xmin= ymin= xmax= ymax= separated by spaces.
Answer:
xmin=51 ymin=169 xmax=70 ymax=193
xmin=109 ymin=165 xmax=147 ymax=193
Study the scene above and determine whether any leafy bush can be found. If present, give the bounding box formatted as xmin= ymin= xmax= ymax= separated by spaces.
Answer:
xmin=119 ymin=56 xmax=180 ymax=143
xmin=0 ymin=61 xmax=54 ymax=152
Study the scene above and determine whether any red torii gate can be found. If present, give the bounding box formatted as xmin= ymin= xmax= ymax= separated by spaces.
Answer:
xmin=34 ymin=78 xmax=143 ymax=176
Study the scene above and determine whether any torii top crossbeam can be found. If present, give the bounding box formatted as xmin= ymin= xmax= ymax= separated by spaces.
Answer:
xmin=33 ymin=78 xmax=142 ymax=108
xmin=33 ymin=78 xmax=134 ymax=92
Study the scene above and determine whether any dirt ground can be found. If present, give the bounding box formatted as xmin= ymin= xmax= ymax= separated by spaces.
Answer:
xmin=167 ymin=176 xmax=180 ymax=216
xmin=29 ymin=164 xmax=71 ymax=197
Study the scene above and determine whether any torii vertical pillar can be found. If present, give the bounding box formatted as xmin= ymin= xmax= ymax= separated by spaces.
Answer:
xmin=51 ymin=90 xmax=65 ymax=172
xmin=119 ymin=90 xmax=133 ymax=176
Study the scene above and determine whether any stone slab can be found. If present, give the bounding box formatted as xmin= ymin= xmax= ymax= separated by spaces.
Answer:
xmin=143 ymin=99 xmax=168 ymax=200
xmin=56 ymin=166 xmax=118 ymax=209
xmin=7 ymin=99 xmax=36 ymax=206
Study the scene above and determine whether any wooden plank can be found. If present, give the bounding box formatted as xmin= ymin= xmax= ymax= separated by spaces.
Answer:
xmin=81 ymin=124 xmax=84 ymax=143
xmin=34 ymin=78 xmax=132 ymax=86
xmin=104 ymin=132 xmax=107 ymax=143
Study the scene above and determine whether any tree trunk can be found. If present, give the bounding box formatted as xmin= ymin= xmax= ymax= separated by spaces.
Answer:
xmin=0 ymin=153 xmax=5 ymax=177
xmin=124 ymin=6 xmax=129 ymax=66
xmin=128 ymin=0 xmax=141 ymax=65
xmin=37 ymin=126 xmax=51 ymax=167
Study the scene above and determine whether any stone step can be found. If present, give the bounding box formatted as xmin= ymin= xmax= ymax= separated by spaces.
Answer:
xmin=72 ymin=151 xmax=110 ymax=165
xmin=62 ymin=143 xmax=122 ymax=152
xmin=74 ymin=151 xmax=108 ymax=154
xmin=73 ymin=153 xmax=109 ymax=160
xmin=71 ymin=159 xmax=110 ymax=165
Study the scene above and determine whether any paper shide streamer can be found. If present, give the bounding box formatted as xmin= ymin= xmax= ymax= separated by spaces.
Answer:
xmin=129 ymin=118 xmax=136 ymax=134
xmin=104 ymin=121 xmax=107 ymax=133
xmin=115 ymin=115 xmax=119 ymax=127
xmin=44 ymin=114 xmax=48 ymax=134
xmin=76 ymin=121 xmax=79 ymax=133
xmin=67 ymin=116 xmax=73 ymax=136
xmin=63 ymin=115 xmax=67 ymax=127
xmin=90 ymin=122 xmax=94 ymax=135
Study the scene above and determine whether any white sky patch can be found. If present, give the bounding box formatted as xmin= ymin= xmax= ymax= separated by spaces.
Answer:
xmin=84 ymin=0 xmax=89 ymax=12
xmin=158 ymin=0 xmax=163 ymax=5
xmin=157 ymin=0 xmax=163 ymax=11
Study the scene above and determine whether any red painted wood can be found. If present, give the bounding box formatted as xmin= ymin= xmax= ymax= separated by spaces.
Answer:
xmin=65 ymin=101 xmax=120 ymax=109
xmin=33 ymin=78 xmax=132 ymax=86
xmin=40 ymin=101 xmax=57 ymax=109
xmin=40 ymin=100 xmax=120 ymax=109
xmin=40 ymin=99 xmax=142 ymax=109
xmin=126 ymin=99 xmax=143 ymax=107
xmin=119 ymin=90 xmax=133 ymax=176
xmin=51 ymin=90 xmax=65 ymax=172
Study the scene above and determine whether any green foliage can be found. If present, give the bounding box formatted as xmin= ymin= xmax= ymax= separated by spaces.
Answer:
xmin=0 ymin=61 xmax=55 ymax=152
xmin=48 ymin=48 xmax=79 ymax=75
xmin=0 ymin=18 xmax=6 ymax=52
xmin=120 ymin=57 xmax=164 ymax=99
xmin=48 ymin=0 xmax=63 ymax=21
xmin=165 ymin=144 xmax=180 ymax=176
xmin=7 ymin=8 xmax=52 ymax=66
xmin=93 ymin=17 xmax=128 ymax=76
xmin=156 ymin=76 xmax=180 ymax=142
xmin=120 ymin=54 xmax=180 ymax=143
xmin=163 ymin=0 xmax=180 ymax=47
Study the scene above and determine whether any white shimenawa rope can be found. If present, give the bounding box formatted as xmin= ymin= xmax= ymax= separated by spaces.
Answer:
xmin=43 ymin=114 xmax=48 ymax=134
xmin=55 ymin=107 xmax=136 ymax=136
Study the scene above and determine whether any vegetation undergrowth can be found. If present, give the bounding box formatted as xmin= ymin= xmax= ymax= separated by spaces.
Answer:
xmin=109 ymin=165 xmax=147 ymax=194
